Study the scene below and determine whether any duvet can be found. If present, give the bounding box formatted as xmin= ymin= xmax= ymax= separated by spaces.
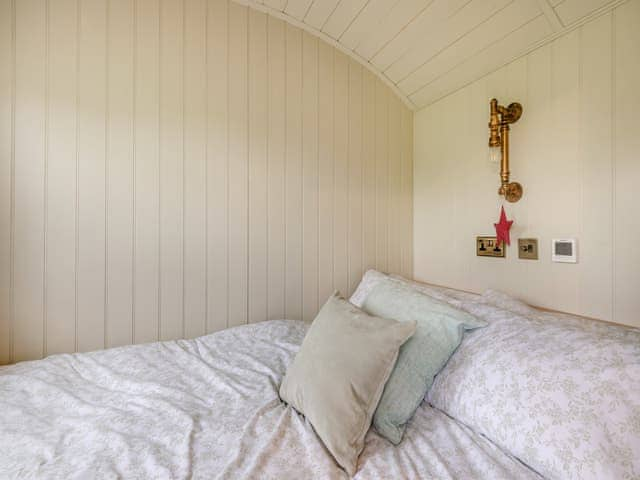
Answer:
xmin=0 ymin=319 xmax=540 ymax=480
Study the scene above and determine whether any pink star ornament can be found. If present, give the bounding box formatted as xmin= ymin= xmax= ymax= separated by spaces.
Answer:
xmin=494 ymin=206 xmax=513 ymax=247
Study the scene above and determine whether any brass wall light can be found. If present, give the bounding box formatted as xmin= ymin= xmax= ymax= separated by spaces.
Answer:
xmin=488 ymin=98 xmax=523 ymax=202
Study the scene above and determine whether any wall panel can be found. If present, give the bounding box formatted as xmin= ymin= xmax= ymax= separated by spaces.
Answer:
xmin=0 ymin=0 xmax=12 ymax=364
xmin=158 ymin=0 xmax=184 ymax=341
xmin=206 ymin=0 xmax=229 ymax=333
xmin=106 ymin=0 xmax=134 ymax=348
xmin=614 ymin=0 xmax=640 ymax=326
xmin=317 ymin=41 xmax=334 ymax=305
xmin=284 ymin=24 xmax=303 ymax=321
xmin=301 ymin=31 xmax=318 ymax=321
xmin=248 ymin=9 xmax=268 ymax=324
xmin=0 ymin=0 xmax=413 ymax=363
xmin=184 ymin=0 xmax=207 ymax=338
xmin=13 ymin=0 xmax=46 ymax=362
xmin=76 ymin=0 xmax=106 ymax=353
xmin=266 ymin=15 xmax=286 ymax=321
xmin=134 ymin=0 xmax=160 ymax=344
xmin=227 ymin=2 xmax=248 ymax=328
xmin=413 ymin=3 xmax=640 ymax=327
xmin=46 ymin=0 xmax=78 ymax=355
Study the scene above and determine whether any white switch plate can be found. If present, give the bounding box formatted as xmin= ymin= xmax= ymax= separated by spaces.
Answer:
xmin=552 ymin=238 xmax=577 ymax=263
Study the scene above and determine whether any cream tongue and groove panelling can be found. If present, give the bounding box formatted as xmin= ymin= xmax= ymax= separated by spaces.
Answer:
xmin=243 ymin=0 xmax=629 ymax=109
xmin=0 ymin=0 xmax=413 ymax=364
xmin=413 ymin=0 xmax=640 ymax=328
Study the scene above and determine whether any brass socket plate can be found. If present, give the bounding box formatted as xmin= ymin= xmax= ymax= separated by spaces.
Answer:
xmin=476 ymin=236 xmax=505 ymax=257
xmin=518 ymin=238 xmax=538 ymax=260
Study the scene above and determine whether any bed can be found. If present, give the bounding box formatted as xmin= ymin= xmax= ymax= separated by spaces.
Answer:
xmin=0 ymin=318 xmax=539 ymax=479
xmin=1 ymin=275 xmax=639 ymax=479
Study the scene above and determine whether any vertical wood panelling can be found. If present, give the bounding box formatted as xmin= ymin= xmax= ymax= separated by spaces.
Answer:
xmin=159 ymin=0 xmax=184 ymax=341
xmin=374 ymin=79 xmax=388 ymax=272
xmin=549 ymin=29 xmax=580 ymax=314
xmin=46 ymin=0 xmax=78 ymax=355
xmin=227 ymin=2 xmax=248 ymax=327
xmin=333 ymin=51 xmax=348 ymax=298
xmin=134 ymin=0 xmax=160 ymax=344
xmin=285 ymin=24 xmax=303 ymax=319
xmin=401 ymin=106 xmax=413 ymax=279
xmin=248 ymin=9 xmax=268 ymax=324
xmin=414 ymin=2 xmax=640 ymax=328
xmin=0 ymin=0 xmax=413 ymax=363
xmin=184 ymin=0 xmax=207 ymax=338
xmin=266 ymin=15 xmax=286 ymax=321
xmin=317 ymin=41 xmax=334 ymax=304
xmin=76 ymin=0 xmax=106 ymax=353
xmin=301 ymin=31 xmax=318 ymax=321
xmin=361 ymin=70 xmax=376 ymax=273
xmin=206 ymin=0 xmax=228 ymax=333
xmin=387 ymin=96 xmax=401 ymax=276
xmin=106 ymin=0 xmax=134 ymax=348
xmin=13 ymin=0 xmax=46 ymax=362
xmin=347 ymin=59 xmax=362 ymax=295
xmin=524 ymin=44 xmax=554 ymax=309
xmin=579 ymin=14 xmax=612 ymax=321
xmin=614 ymin=0 xmax=640 ymax=327
xmin=0 ymin=0 xmax=12 ymax=364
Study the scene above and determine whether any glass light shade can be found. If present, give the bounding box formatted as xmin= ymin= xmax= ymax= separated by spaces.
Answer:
xmin=488 ymin=145 xmax=501 ymax=164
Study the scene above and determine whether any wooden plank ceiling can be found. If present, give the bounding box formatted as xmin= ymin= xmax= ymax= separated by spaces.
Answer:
xmin=241 ymin=0 xmax=625 ymax=109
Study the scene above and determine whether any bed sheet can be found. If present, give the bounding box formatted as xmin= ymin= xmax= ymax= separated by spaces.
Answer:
xmin=0 ymin=320 xmax=541 ymax=480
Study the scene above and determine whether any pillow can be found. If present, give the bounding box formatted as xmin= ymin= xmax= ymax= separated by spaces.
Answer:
xmin=360 ymin=280 xmax=486 ymax=444
xmin=350 ymin=269 xmax=469 ymax=310
xmin=349 ymin=269 xmax=389 ymax=308
xmin=279 ymin=292 xmax=416 ymax=475
xmin=481 ymin=288 xmax=538 ymax=315
xmin=428 ymin=297 xmax=640 ymax=480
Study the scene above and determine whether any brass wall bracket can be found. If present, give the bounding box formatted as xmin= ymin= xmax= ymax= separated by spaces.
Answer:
xmin=489 ymin=98 xmax=523 ymax=202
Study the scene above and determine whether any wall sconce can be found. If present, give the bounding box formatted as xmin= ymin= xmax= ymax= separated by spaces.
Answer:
xmin=488 ymin=98 xmax=523 ymax=202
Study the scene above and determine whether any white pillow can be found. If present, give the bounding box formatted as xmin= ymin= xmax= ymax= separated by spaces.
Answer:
xmin=480 ymin=289 xmax=538 ymax=316
xmin=350 ymin=270 xmax=461 ymax=308
xmin=428 ymin=297 xmax=640 ymax=480
xmin=349 ymin=270 xmax=389 ymax=307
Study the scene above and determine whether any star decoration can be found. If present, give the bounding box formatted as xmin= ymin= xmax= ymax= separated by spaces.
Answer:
xmin=494 ymin=206 xmax=513 ymax=247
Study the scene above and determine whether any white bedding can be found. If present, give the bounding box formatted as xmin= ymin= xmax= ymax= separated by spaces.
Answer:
xmin=1 ymin=319 xmax=541 ymax=480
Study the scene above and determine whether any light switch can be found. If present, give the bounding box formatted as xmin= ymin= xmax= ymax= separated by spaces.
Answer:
xmin=518 ymin=238 xmax=538 ymax=260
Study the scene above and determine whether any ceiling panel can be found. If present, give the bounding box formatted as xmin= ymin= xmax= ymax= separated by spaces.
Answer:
xmin=409 ymin=14 xmax=553 ymax=106
xmin=240 ymin=0 xmax=623 ymax=109
xmin=284 ymin=0 xmax=313 ymax=20
xmin=262 ymin=0 xmax=287 ymax=11
xmin=322 ymin=0 xmax=368 ymax=38
xmin=384 ymin=0 xmax=512 ymax=84
xmin=398 ymin=0 xmax=543 ymax=94
xmin=339 ymin=0 xmax=399 ymax=49
xmin=304 ymin=0 xmax=341 ymax=29
xmin=371 ymin=0 xmax=472 ymax=71
xmin=353 ymin=0 xmax=433 ymax=60
xmin=554 ymin=0 xmax=613 ymax=24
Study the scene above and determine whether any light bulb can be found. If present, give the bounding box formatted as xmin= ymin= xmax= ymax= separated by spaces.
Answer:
xmin=488 ymin=145 xmax=501 ymax=164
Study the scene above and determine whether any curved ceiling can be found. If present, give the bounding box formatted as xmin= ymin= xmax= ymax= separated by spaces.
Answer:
xmin=238 ymin=0 xmax=624 ymax=110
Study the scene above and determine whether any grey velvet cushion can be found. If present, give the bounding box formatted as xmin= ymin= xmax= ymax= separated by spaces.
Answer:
xmin=361 ymin=280 xmax=486 ymax=444
xmin=279 ymin=292 xmax=416 ymax=476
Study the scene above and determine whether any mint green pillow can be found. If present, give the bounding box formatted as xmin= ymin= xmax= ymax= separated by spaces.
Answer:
xmin=362 ymin=280 xmax=486 ymax=444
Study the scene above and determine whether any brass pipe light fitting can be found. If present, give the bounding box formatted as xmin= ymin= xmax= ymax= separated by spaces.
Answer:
xmin=488 ymin=98 xmax=523 ymax=202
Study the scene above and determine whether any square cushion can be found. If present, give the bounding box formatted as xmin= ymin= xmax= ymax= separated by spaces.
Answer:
xmin=361 ymin=280 xmax=486 ymax=444
xmin=279 ymin=292 xmax=416 ymax=475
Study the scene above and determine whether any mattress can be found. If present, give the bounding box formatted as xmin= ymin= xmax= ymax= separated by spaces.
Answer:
xmin=0 ymin=319 xmax=541 ymax=480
